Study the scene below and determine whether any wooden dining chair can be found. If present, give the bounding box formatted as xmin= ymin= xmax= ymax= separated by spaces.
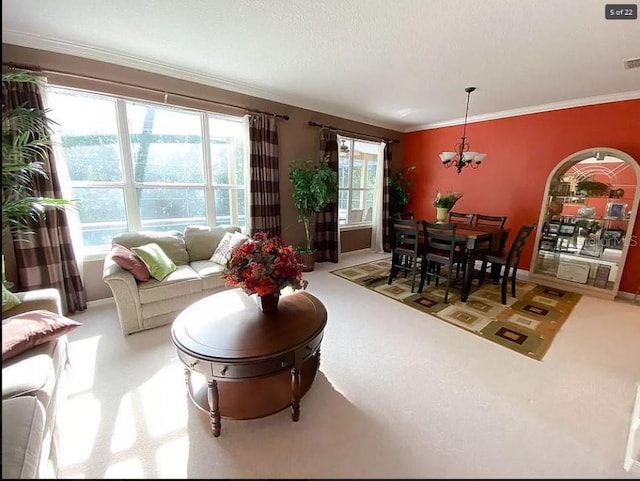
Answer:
xmin=419 ymin=221 xmax=466 ymax=303
xmin=388 ymin=218 xmax=423 ymax=293
xmin=448 ymin=211 xmax=475 ymax=225
xmin=478 ymin=224 xmax=537 ymax=304
xmin=475 ymin=214 xmax=507 ymax=229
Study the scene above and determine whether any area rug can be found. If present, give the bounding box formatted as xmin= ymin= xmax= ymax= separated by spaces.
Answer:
xmin=330 ymin=258 xmax=582 ymax=361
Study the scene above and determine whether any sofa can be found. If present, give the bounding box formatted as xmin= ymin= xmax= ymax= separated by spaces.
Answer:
xmin=103 ymin=225 xmax=242 ymax=335
xmin=2 ymin=288 xmax=69 ymax=479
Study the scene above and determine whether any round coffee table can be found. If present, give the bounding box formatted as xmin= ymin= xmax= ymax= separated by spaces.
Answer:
xmin=170 ymin=288 xmax=327 ymax=436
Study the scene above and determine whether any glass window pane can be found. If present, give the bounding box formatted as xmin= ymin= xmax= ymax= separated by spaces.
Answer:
xmin=351 ymin=158 xmax=363 ymax=188
xmin=338 ymin=155 xmax=349 ymax=188
xmin=365 ymin=160 xmax=377 ymax=188
xmin=71 ymin=187 xmax=126 ymax=247
xmin=138 ymin=188 xmax=205 ymax=230
xmin=48 ymin=88 xmax=123 ymax=182
xmin=127 ymin=103 xmax=203 ymax=183
xmin=351 ymin=191 xmax=364 ymax=210
xmin=209 ymin=117 xmax=245 ymax=186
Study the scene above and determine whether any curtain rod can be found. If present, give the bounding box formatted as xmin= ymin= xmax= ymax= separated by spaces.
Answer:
xmin=2 ymin=61 xmax=290 ymax=120
xmin=308 ymin=120 xmax=399 ymax=144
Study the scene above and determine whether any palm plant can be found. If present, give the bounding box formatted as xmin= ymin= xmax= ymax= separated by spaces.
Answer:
xmin=2 ymin=71 xmax=72 ymax=236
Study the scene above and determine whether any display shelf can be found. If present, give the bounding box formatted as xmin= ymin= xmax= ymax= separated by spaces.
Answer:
xmin=531 ymin=147 xmax=639 ymax=299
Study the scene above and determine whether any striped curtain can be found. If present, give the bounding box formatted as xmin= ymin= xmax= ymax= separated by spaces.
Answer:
xmin=248 ymin=114 xmax=281 ymax=237
xmin=4 ymin=78 xmax=87 ymax=314
xmin=314 ymin=129 xmax=339 ymax=262
xmin=382 ymin=143 xmax=392 ymax=251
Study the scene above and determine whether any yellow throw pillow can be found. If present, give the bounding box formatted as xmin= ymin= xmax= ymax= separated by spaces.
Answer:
xmin=131 ymin=243 xmax=177 ymax=281
xmin=2 ymin=284 xmax=21 ymax=313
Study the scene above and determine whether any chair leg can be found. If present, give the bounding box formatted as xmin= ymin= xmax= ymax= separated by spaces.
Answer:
xmin=501 ymin=273 xmax=508 ymax=305
xmin=444 ymin=263 xmax=454 ymax=303
xmin=418 ymin=259 xmax=427 ymax=292
xmin=479 ymin=259 xmax=487 ymax=286
xmin=511 ymin=266 xmax=517 ymax=298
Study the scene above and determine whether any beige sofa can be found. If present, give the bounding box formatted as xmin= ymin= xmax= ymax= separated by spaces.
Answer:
xmin=103 ymin=226 xmax=241 ymax=335
xmin=2 ymin=288 xmax=69 ymax=479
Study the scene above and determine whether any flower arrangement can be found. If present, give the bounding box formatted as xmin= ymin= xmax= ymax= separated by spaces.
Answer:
xmin=222 ymin=231 xmax=308 ymax=296
xmin=433 ymin=191 xmax=463 ymax=209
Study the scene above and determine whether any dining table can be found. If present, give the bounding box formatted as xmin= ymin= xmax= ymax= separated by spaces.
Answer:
xmin=419 ymin=221 xmax=511 ymax=302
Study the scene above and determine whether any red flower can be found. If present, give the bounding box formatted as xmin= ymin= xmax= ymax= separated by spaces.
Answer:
xmin=222 ymin=231 xmax=308 ymax=296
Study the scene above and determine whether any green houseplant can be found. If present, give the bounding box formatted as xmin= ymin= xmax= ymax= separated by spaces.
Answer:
xmin=288 ymin=157 xmax=338 ymax=271
xmin=2 ymin=71 xmax=73 ymax=286
xmin=389 ymin=165 xmax=415 ymax=219
xmin=575 ymin=177 xmax=610 ymax=197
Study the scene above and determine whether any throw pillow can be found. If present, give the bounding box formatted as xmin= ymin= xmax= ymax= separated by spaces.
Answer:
xmin=111 ymin=243 xmax=151 ymax=282
xmin=184 ymin=225 xmax=241 ymax=262
xmin=210 ymin=231 xmax=248 ymax=265
xmin=131 ymin=243 xmax=177 ymax=281
xmin=2 ymin=284 xmax=21 ymax=313
xmin=2 ymin=309 xmax=82 ymax=361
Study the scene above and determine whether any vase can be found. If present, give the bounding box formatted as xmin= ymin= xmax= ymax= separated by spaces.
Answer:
xmin=259 ymin=292 xmax=280 ymax=314
xmin=436 ymin=207 xmax=450 ymax=224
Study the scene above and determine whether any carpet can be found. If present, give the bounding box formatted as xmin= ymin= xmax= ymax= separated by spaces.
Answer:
xmin=330 ymin=257 xmax=582 ymax=361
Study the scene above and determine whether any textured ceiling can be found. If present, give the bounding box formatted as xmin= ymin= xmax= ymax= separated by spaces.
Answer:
xmin=2 ymin=0 xmax=639 ymax=132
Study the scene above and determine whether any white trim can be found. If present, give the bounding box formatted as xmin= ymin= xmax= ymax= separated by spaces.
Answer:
xmin=86 ymin=297 xmax=115 ymax=309
xmin=408 ymin=91 xmax=640 ymax=132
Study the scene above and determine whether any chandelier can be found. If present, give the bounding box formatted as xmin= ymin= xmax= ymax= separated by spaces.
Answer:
xmin=440 ymin=87 xmax=487 ymax=174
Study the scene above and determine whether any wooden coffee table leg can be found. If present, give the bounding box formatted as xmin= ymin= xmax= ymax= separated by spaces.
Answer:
xmin=291 ymin=366 xmax=301 ymax=421
xmin=207 ymin=379 xmax=221 ymax=437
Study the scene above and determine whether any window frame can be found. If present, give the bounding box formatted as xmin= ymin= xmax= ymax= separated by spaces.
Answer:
xmin=47 ymin=85 xmax=248 ymax=257
xmin=337 ymin=135 xmax=380 ymax=229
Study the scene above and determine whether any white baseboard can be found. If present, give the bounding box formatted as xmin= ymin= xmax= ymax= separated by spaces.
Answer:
xmin=86 ymin=297 xmax=115 ymax=309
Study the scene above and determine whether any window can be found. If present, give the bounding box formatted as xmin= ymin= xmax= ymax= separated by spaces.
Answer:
xmin=46 ymin=87 xmax=247 ymax=254
xmin=337 ymin=136 xmax=380 ymax=227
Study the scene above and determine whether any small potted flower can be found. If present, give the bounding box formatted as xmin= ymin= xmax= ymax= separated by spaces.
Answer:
xmin=222 ymin=231 xmax=308 ymax=313
xmin=433 ymin=191 xmax=463 ymax=223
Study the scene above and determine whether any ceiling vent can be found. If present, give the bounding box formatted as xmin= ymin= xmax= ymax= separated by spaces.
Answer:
xmin=624 ymin=58 xmax=640 ymax=70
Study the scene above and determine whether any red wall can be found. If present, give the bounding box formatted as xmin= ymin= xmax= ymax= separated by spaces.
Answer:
xmin=403 ymin=99 xmax=640 ymax=294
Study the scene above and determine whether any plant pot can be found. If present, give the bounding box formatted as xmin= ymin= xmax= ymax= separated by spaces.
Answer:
xmin=436 ymin=207 xmax=450 ymax=224
xmin=296 ymin=251 xmax=316 ymax=272
xmin=259 ymin=292 xmax=280 ymax=314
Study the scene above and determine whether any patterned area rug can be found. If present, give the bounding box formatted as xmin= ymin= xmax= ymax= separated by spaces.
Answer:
xmin=330 ymin=257 xmax=582 ymax=361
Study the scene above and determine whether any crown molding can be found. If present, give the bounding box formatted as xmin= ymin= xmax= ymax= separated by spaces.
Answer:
xmin=2 ymin=31 xmax=403 ymax=132
xmin=405 ymin=91 xmax=640 ymax=132
xmin=5 ymin=31 xmax=639 ymax=135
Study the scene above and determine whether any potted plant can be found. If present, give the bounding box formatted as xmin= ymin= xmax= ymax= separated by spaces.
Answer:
xmin=389 ymin=165 xmax=416 ymax=219
xmin=433 ymin=191 xmax=463 ymax=223
xmin=288 ymin=157 xmax=338 ymax=271
xmin=2 ymin=71 xmax=73 ymax=286
xmin=575 ymin=177 xmax=610 ymax=197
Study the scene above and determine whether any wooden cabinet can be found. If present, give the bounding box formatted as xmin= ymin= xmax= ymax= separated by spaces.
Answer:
xmin=530 ymin=147 xmax=639 ymax=300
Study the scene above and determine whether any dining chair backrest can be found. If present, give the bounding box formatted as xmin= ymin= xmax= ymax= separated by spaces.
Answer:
xmin=475 ymin=214 xmax=507 ymax=229
xmin=504 ymin=224 xmax=537 ymax=269
xmin=398 ymin=211 xmax=415 ymax=220
xmin=448 ymin=211 xmax=475 ymax=225
xmin=423 ymin=221 xmax=458 ymax=257
xmin=391 ymin=218 xmax=421 ymax=253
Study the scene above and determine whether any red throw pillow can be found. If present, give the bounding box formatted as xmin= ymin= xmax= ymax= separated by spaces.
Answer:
xmin=111 ymin=243 xmax=151 ymax=282
xmin=2 ymin=309 xmax=82 ymax=361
